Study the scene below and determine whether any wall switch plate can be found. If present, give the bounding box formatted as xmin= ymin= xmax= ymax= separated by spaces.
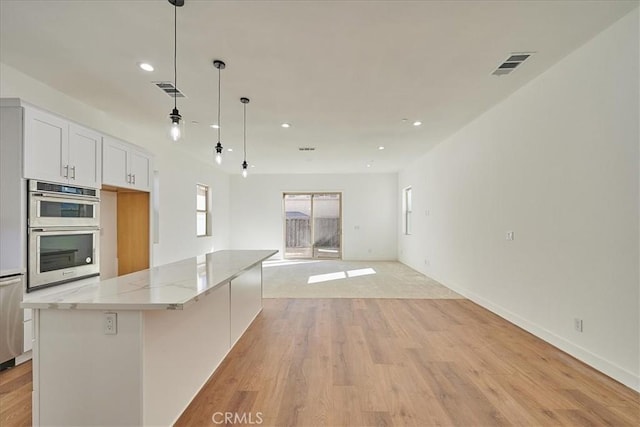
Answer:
xmin=506 ymin=231 xmax=515 ymax=241
xmin=574 ymin=318 xmax=583 ymax=332
xmin=104 ymin=312 xmax=117 ymax=335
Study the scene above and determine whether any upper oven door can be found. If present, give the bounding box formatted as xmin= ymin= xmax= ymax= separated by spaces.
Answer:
xmin=29 ymin=192 xmax=100 ymax=228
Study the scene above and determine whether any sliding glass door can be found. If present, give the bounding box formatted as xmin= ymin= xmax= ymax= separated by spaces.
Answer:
xmin=284 ymin=194 xmax=312 ymax=258
xmin=284 ymin=193 xmax=341 ymax=259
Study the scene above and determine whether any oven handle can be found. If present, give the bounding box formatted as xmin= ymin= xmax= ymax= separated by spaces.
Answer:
xmin=30 ymin=192 xmax=100 ymax=203
xmin=30 ymin=227 xmax=100 ymax=233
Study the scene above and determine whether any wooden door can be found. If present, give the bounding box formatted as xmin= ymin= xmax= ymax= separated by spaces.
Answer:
xmin=117 ymin=191 xmax=149 ymax=275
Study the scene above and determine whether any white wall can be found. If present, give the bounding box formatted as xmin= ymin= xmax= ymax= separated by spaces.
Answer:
xmin=99 ymin=190 xmax=118 ymax=279
xmin=230 ymin=173 xmax=397 ymax=260
xmin=398 ymin=9 xmax=639 ymax=391
xmin=0 ymin=63 xmax=231 ymax=266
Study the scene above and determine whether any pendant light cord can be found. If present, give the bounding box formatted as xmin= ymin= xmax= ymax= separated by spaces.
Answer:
xmin=173 ymin=3 xmax=177 ymax=111
xmin=243 ymin=102 xmax=247 ymax=162
xmin=217 ymin=67 xmax=221 ymax=142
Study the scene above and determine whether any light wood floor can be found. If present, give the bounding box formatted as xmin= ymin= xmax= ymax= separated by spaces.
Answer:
xmin=2 ymin=299 xmax=639 ymax=426
xmin=176 ymin=299 xmax=639 ymax=426
xmin=0 ymin=360 xmax=31 ymax=427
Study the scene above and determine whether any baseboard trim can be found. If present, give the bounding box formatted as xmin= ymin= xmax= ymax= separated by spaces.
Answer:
xmin=427 ymin=272 xmax=640 ymax=393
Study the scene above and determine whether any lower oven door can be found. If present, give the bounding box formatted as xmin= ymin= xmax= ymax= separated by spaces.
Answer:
xmin=28 ymin=227 xmax=100 ymax=291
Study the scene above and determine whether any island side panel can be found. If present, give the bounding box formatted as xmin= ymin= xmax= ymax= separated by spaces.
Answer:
xmin=230 ymin=263 xmax=263 ymax=347
xmin=142 ymin=282 xmax=231 ymax=426
xmin=36 ymin=309 xmax=143 ymax=426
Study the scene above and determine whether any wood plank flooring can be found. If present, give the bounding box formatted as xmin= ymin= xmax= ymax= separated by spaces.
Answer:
xmin=176 ymin=299 xmax=639 ymax=426
xmin=2 ymin=299 xmax=638 ymax=426
xmin=0 ymin=360 xmax=31 ymax=427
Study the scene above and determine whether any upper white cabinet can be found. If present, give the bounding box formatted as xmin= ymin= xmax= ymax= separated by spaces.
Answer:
xmin=23 ymin=107 xmax=102 ymax=188
xmin=102 ymin=136 xmax=152 ymax=192
xmin=69 ymin=124 xmax=102 ymax=188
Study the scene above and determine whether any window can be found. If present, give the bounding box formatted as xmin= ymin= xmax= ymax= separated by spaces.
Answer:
xmin=196 ymin=184 xmax=211 ymax=237
xmin=403 ymin=186 xmax=412 ymax=235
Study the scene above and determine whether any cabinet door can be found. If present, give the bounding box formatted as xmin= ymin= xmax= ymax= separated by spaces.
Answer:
xmin=23 ymin=107 xmax=69 ymax=184
xmin=129 ymin=151 xmax=151 ymax=191
xmin=69 ymin=124 xmax=102 ymax=188
xmin=23 ymin=319 xmax=33 ymax=353
xmin=102 ymin=137 xmax=129 ymax=187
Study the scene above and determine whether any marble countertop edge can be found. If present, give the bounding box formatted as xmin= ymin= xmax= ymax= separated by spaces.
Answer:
xmin=22 ymin=249 xmax=278 ymax=310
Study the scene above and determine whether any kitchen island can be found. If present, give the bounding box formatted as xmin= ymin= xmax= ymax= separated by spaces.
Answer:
xmin=22 ymin=249 xmax=277 ymax=427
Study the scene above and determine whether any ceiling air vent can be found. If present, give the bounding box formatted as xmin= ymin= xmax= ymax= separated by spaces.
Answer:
xmin=153 ymin=81 xmax=186 ymax=98
xmin=298 ymin=147 xmax=316 ymax=151
xmin=492 ymin=52 xmax=533 ymax=76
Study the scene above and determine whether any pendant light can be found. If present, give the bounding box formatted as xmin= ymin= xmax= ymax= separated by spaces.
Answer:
xmin=240 ymin=97 xmax=250 ymax=178
xmin=213 ymin=59 xmax=226 ymax=164
xmin=168 ymin=0 xmax=184 ymax=141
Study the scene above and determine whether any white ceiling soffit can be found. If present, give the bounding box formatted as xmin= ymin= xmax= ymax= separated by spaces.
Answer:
xmin=0 ymin=1 xmax=637 ymax=174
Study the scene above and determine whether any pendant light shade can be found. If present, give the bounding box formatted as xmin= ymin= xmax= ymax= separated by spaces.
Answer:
xmin=213 ymin=59 xmax=226 ymax=164
xmin=168 ymin=0 xmax=184 ymax=142
xmin=170 ymin=108 xmax=181 ymax=141
xmin=240 ymin=97 xmax=250 ymax=178
xmin=215 ymin=142 xmax=223 ymax=164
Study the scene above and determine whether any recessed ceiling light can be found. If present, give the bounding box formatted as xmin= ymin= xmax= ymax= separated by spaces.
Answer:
xmin=251 ymin=165 xmax=255 ymax=168
xmin=401 ymin=118 xmax=408 ymax=122
xmin=413 ymin=121 xmax=422 ymax=126
xmin=281 ymin=123 xmax=291 ymax=128
xmin=210 ymin=124 xmax=220 ymax=129
xmin=227 ymin=148 xmax=233 ymax=152
xmin=378 ymin=146 xmax=385 ymax=150
xmin=138 ymin=62 xmax=154 ymax=72
xmin=366 ymin=164 xmax=371 ymax=168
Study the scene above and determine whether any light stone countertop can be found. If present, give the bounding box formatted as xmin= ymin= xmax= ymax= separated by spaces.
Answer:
xmin=22 ymin=250 xmax=278 ymax=310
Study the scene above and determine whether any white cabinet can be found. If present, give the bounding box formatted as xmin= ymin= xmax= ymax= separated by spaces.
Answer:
xmin=23 ymin=107 xmax=102 ymax=188
xmin=24 ymin=307 xmax=33 ymax=352
xmin=129 ymin=150 xmax=151 ymax=190
xmin=230 ymin=264 xmax=263 ymax=347
xmin=23 ymin=319 xmax=32 ymax=353
xmin=68 ymin=124 xmax=102 ymax=188
xmin=103 ymin=137 xmax=151 ymax=191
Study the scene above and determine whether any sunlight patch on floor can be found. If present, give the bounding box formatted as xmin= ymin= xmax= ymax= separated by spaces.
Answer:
xmin=307 ymin=268 xmax=377 ymax=284
xmin=263 ymin=259 xmax=322 ymax=268
xmin=307 ymin=271 xmax=347 ymax=284
xmin=346 ymin=268 xmax=376 ymax=278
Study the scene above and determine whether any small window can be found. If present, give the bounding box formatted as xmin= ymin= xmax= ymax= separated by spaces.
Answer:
xmin=196 ymin=184 xmax=211 ymax=237
xmin=403 ymin=186 xmax=412 ymax=235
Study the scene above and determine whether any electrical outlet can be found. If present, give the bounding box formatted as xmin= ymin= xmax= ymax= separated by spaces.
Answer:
xmin=506 ymin=231 xmax=514 ymax=241
xmin=574 ymin=318 xmax=583 ymax=332
xmin=104 ymin=312 xmax=117 ymax=335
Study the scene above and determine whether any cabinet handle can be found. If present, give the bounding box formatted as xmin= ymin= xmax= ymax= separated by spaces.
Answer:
xmin=127 ymin=173 xmax=131 ymax=184
xmin=70 ymin=166 xmax=76 ymax=179
xmin=63 ymin=165 xmax=69 ymax=178
xmin=132 ymin=174 xmax=136 ymax=185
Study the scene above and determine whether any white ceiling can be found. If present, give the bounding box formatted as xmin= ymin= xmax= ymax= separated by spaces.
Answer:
xmin=1 ymin=0 xmax=637 ymax=174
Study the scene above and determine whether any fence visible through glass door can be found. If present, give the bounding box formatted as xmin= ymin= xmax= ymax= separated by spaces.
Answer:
xmin=283 ymin=193 xmax=341 ymax=259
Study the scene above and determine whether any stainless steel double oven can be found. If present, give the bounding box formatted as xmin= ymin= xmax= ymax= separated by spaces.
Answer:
xmin=27 ymin=180 xmax=100 ymax=291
